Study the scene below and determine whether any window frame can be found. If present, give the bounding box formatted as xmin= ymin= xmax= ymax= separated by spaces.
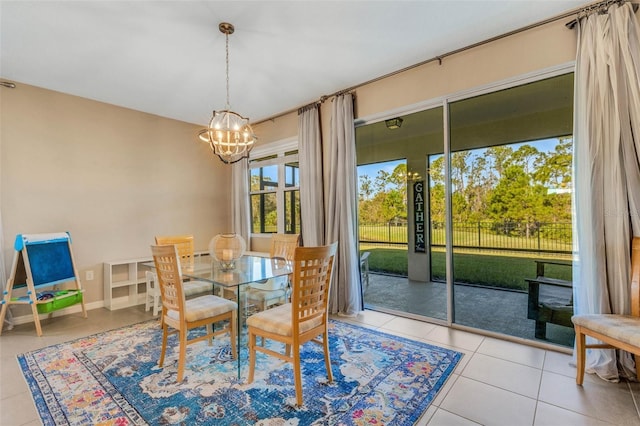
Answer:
xmin=249 ymin=138 xmax=299 ymax=236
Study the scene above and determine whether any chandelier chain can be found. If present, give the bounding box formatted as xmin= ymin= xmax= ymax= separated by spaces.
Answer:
xmin=225 ymin=31 xmax=230 ymax=109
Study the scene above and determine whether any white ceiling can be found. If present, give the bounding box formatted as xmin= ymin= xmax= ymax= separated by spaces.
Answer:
xmin=0 ymin=1 xmax=588 ymax=126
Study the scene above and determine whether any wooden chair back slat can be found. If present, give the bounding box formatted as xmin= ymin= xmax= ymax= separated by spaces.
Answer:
xmin=155 ymin=235 xmax=196 ymax=271
xmin=270 ymin=234 xmax=300 ymax=260
xmin=291 ymin=244 xmax=337 ymax=330
xmin=151 ymin=244 xmax=185 ymax=317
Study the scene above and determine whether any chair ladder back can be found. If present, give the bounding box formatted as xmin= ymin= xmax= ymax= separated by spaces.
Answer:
xmin=270 ymin=233 xmax=300 ymax=261
xmin=151 ymin=244 xmax=186 ymax=316
xmin=631 ymin=237 xmax=640 ymax=317
xmin=291 ymin=243 xmax=337 ymax=329
xmin=155 ymin=235 xmax=196 ymax=271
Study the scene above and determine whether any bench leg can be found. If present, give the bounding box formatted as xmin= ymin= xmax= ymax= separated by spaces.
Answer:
xmin=535 ymin=320 xmax=547 ymax=339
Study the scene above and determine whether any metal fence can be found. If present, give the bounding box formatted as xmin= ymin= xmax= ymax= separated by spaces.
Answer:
xmin=359 ymin=221 xmax=572 ymax=255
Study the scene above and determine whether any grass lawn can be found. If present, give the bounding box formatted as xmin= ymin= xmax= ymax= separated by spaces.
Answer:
xmin=360 ymin=247 xmax=572 ymax=291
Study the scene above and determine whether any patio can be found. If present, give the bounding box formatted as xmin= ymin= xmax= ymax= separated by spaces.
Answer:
xmin=363 ymin=272 xmax=575 ymax=348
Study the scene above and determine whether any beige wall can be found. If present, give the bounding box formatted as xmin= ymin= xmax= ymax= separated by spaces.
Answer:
xmin=253 ymin=19 xmax=579 ymax=143
xmin=0 ymin=83 xmax=231 ymax=310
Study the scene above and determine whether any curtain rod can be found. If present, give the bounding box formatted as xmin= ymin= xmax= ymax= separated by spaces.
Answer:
xmin=254 ymin=0 xmax=638 ymax=126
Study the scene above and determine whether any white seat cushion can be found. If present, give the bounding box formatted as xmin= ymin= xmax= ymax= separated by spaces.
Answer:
xmin=183 ymin=280 xmax=214 ymax=297
xmin=245 ymin=287 xmax=286 ymax=302
xmin=246 ymin=303 xmax=323 ymax=336
xmin=167 ymin=295 xmax=237 ymax=322
xmin=572 ymin=314 xmax=640 ymax=347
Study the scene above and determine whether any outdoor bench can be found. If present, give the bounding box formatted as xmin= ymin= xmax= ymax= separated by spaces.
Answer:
xmin=526 ymin=260 xmax=573 ymax=339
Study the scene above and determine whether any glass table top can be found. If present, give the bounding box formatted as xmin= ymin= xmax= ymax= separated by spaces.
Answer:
xmin=145 ymin=254 xmax=291 ymax=288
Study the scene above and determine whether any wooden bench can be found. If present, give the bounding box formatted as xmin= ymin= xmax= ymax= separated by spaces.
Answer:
xmin=572 ymin=237 xmax=640 ymax=385
xmin=526 ymin=260 xmax=573 ymax=339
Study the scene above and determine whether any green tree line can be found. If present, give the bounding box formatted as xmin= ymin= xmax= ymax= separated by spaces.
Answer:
xmin=359 ymin=137 xmax=573 ymax=240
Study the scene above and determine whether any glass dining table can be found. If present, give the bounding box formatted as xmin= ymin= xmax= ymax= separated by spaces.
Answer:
xmin=145 ymin=254 xmax=291 ymax=378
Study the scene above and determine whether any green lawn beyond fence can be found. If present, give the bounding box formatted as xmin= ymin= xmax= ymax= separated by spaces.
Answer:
xmin=362 ymin=248 xmax=572 ymax=291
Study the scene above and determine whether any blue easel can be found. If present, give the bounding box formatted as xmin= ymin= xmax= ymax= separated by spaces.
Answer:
xmin=0 ymin=232 xmax=87 ymax=336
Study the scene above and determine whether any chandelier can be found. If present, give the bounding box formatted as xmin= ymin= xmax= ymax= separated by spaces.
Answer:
xmin=198 ymin=22 xmax=256 ymax=164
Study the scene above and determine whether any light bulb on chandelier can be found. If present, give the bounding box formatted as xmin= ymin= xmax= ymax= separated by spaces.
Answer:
xmin=198 ymin=22 xmax=256 ymax=164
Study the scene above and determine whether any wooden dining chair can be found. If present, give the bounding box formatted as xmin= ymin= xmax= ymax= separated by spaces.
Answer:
xmin=572 ymin=237 xmax=640 ymax=385
xmin=246 ymin=241 xmax=338 ymax=406
xmin=151 ymin=244 xmax=237 ymax=382
xmin=245 ymin=233 xmax=300 ymax=312
xmin=155 ymin=234 xmax=215 ymax=297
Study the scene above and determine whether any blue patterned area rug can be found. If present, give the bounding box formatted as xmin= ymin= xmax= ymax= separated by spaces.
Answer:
xmin=18 ymin=319 xmax=462 ymax=425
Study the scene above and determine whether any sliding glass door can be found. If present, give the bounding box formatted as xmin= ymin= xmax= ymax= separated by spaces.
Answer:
xmin=355 ymin=71 xmax=575 ymax=347
xmin=448 ymin=73 xmax=574 ymax=346
xmin=356 ymin=106 xmax=446 ymax=320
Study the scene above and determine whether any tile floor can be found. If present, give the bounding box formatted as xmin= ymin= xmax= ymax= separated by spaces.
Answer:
xmin=1 ymin=306 xmax=639 ymax=425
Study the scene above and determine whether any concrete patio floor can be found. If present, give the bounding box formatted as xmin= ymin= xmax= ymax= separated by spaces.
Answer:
xmin=363 ymin=272 xmax=575 ymax=348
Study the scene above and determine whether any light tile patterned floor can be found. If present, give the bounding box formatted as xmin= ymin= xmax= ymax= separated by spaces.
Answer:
xmin=1 ymin=307 xmax=639 ymax=425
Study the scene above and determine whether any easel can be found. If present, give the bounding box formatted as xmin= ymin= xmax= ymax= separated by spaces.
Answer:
xmin=0 ymin=232 xmax=87 ymax=336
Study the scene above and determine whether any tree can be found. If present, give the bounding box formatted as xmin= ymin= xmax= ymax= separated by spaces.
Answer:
xmin=359 ymin=175 xmax=373 ymax=201
xmin=488 ymin=165 xmax=546 ymax=237
xmin=450 ymin=151 xmax=470 ymax=193
xmin=486 ymin=145 xmax=514 ymax=183
xmin=428 ymin=156 xmax=446 ymax=225
xmin=534 ymin=136 xmax=572 ymax=188
xmin=374 ymin=169 xmax=391 ymax=193
xmin=429 ymin=183 xmax=445 ymax=224
xmin=466 ymin=155 xmax=492 ymax=222
xmin=358 ymin=161 xmax=408 ymax=223
xmin=511 ymin=144 xmax=541 ymax=176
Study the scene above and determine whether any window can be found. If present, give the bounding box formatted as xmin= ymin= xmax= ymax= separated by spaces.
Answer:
xmin=250 ymin=148 xmax=300 ymax=234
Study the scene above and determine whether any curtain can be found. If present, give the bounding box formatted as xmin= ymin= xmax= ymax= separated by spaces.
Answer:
xmin=298 ymin=104 xmax=325 ymax=247
xmin=231 ymin=158 xmax=251 ymax=248
xmin=326 ymin=93 xmax=362 ymax=315
xmin=573 ymin=2 xmax=640 ymax=381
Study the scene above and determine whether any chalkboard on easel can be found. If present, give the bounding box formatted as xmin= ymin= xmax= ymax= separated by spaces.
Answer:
xmin=0 ymin=232 xmax=87 ymax=336
xmin=16 ymin=236 xmax=76 ymax=288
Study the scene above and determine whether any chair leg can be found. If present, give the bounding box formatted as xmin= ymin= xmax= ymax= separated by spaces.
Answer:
xmin=247 ymin=330 xmax=257 ymax=383
xmin=177 ymin=329 xmax=187 ymax=382
xmin=159 ymin=324 xmax=169 ymax=367
xmin=230 ymin=310 xmax=237 ymax=360
xmin=206 ymin=323 xmax=213 ymax=346
xmin=636 ymin=354 xmax=640 ymax=382
xmin=293 ymin=345 xmax=304 ymax=406
xmin=576 ymin=328 xmax=586 ymax=385
xmin=323 ymin=331 xmax=333 ymax=383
